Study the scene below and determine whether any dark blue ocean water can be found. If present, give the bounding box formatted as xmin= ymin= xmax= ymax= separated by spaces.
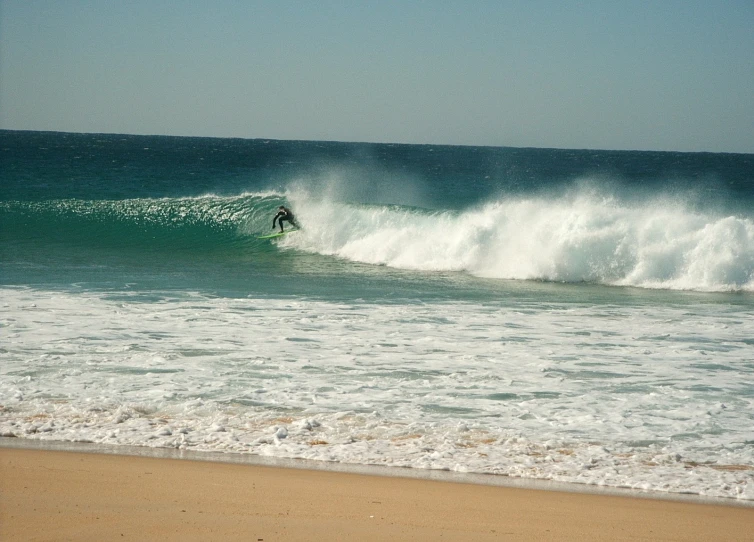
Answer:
xmin=2 ymin=131 xmax=753 ymax=500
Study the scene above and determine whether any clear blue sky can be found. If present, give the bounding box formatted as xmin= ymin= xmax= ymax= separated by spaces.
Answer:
xmin=1 ymin=1 xmax=752 ymax=152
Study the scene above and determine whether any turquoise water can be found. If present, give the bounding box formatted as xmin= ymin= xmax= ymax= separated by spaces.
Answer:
xmin=1 ymin=130 xmax=753 ymax=500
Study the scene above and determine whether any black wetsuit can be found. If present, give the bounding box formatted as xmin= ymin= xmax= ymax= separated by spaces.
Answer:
xmin=273 ymin=207 xmax=298 ymax=232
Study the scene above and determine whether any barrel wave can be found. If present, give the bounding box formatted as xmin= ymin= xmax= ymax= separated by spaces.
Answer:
xmin=1 ymin=194 xmax=284 ymax=252
xmin=3 ymin=186 xmax=753 ymax=291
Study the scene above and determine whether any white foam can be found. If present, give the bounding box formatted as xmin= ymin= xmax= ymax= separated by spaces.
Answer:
xmin=1 ymin=286 xmax=752 ymax=500
xmin=283 ymin=191 xmax=754 ymax=292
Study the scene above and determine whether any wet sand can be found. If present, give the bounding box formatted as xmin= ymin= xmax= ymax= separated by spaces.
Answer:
xmin=1 ymin=447 xmax=752 ymax=541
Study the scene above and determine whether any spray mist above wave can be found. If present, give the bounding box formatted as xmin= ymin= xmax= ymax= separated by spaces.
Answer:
xmin=287 ymin=189 xmax=754 ymax=292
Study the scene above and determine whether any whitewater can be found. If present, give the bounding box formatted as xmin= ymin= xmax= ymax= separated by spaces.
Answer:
xmin=1 ymin=131 xmax=753 ymax=501
xmin=284 ymin=188 xmax=754 ymax=291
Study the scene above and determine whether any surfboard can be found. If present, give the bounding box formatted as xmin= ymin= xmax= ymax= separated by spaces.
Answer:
xmin=257 ymin=229 xmax=299 ymax=240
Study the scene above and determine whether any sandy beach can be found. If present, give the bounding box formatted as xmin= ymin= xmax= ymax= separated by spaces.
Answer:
xmin=1 ymin=446 xmax=752 ymax=541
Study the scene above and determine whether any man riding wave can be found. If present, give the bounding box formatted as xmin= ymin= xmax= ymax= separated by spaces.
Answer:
xmin=272 ymin=206 xmax=299 ymax=233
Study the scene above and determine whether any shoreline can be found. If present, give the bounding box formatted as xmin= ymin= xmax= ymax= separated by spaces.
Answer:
xmin=3 ymin=444 xmax=753 ymax=541
xmin=2 ymin=437 xmax=751 ymax=509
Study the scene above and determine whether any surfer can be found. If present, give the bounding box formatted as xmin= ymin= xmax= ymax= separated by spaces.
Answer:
xmin=272 ymin=206 xmax=298 ymax=233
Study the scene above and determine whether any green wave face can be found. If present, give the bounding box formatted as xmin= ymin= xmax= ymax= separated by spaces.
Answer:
xmin=1 ymin=194 xmax=287 ymax=254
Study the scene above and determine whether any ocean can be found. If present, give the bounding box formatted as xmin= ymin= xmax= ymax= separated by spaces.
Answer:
xmin=2 ymin=130 xmax=753 ymax=501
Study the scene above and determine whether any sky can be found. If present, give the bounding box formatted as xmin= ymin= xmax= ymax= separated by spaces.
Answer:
xmin=1 ymin=1 xmax=753 ymax=153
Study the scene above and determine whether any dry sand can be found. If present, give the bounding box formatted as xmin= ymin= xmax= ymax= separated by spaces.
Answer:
xmin=1 ymin=447 xmax=752 ymax=541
